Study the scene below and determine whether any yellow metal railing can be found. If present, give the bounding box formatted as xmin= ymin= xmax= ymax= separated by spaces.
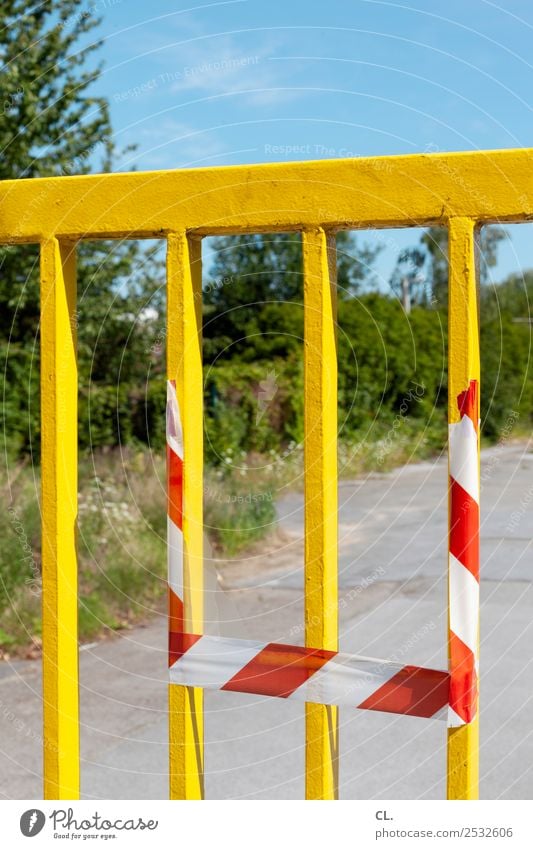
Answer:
xmin=167 ymin=232 xmax=204 ymax=799
xmin=2 ymin=147 xmax=531 ymax=800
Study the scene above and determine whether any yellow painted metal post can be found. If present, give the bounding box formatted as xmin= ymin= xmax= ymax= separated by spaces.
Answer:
xmin=40 ymin=238 xmax=79 ymax=800
xmin=447 ymin=217 xmax=480 ymax=800
xmin=167 ymin=232 xmax=204 ymax=799
xmin=302 ymin=228 xmax=339 ymax=800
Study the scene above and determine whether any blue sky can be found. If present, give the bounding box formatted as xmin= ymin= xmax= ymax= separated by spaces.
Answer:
xmin=90 ymin=0 xmax=533 ymax=284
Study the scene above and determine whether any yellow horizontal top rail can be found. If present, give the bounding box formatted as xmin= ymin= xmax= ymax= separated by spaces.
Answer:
xmin=1 ymin=147 xmax=533 ymax=244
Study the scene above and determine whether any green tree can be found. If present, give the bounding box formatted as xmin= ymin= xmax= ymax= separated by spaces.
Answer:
xmin=203 ymin=231 xmax=380 ymax=363
xmin=0 ymin=1 xmax=162 ymax=456
xmin=480 ymin=268 xmax=533 ymax=321
xmin=479 ymin=269 xmax=533 ymax=436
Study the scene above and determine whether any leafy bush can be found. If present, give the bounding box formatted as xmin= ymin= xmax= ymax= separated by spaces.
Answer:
xmin=337 ymin=295 xmax=447 ymax=436
xmin=480 ymin=315 xmax=532 ymax=438
xmin=204 ymin=355 xmax=304 ymax=465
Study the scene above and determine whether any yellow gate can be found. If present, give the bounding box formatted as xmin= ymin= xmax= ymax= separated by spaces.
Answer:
xmin=1 ymin=147 xmax=530 ymax=801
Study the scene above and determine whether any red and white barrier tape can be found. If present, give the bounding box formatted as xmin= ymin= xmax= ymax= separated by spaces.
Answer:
xmin=167 ymin=379 xmax=184 ymax=637
xmin=448 ymin=379 xmax=480 ymax=727
xmin=167 ymin=379 xmax=450 ymax=720
xmin=169 ymin=632 xmax=449 ymax=719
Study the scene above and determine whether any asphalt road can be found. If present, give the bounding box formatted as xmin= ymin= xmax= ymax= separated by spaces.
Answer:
xmin=1 ymin=442 xmax=532 ymax=799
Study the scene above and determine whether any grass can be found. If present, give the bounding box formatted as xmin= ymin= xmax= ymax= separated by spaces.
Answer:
xmin=0 ymin=447 xmax=280 ymax=654
xmin=1 ymin=450 xmax=169 ymax=656
xmin=204 ymin=466 xmax=277 ymax=555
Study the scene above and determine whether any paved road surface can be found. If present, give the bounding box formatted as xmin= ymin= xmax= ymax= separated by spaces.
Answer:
xmin=1 ymin=442 xmax=532 ymax=799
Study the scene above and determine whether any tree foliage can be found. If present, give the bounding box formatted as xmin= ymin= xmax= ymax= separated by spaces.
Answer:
xmin=0 ymin=1 xmax=162 ymax=456
xmin=203 ymin=231 xmax=380 ymax=362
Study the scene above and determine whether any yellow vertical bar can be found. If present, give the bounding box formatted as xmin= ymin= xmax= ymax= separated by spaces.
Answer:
xmin=40 ymin=238 xmax=79 ymax=800
xmin=302 ymin=228 xmax=339 ymax=800
xmin=167 ymin=232 xmax=204 ymax=799
xmin=447 ymin=217 xmax=480 ymax=800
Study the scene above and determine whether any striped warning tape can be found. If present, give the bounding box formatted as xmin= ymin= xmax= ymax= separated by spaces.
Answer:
xmin=169 ymin=632 xmax=449 ymax=719
xmin=167 ymin=379 xmax=184 ymax=637
xmin=448 ymin=379 xmax=480 ymax=727
xmin=167 ymin=379 xmax=451 ymax=721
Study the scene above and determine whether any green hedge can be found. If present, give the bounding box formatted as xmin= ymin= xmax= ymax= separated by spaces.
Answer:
xmin=2 ymin=293 xmax=531 ymax=462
